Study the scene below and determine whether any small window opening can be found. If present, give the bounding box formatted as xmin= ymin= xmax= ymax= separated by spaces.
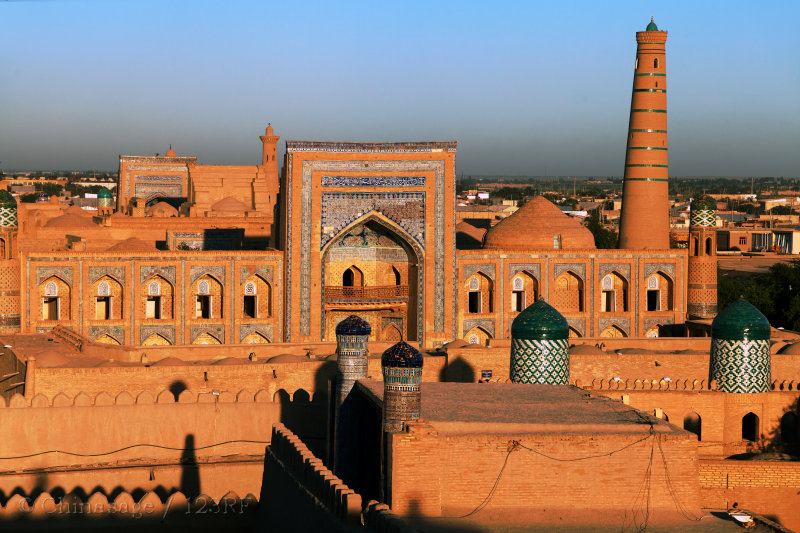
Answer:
xmin=146 ymin=297 xmax=161 ymax=319
xmin=601 ymin=291 xmax=616 ymax=312
xmin=43 ymin=297 xmax=58 ymax=320
xmin=196 ymin=295 xmax=211 ymax=319
xmin=243 ymin=295 xmax=257 ymax=318
xmin=96 ymin=297 xmax=111 ymax=320
xmin=468 ymin=291 xmax=481 ymax=313
xmin=343 ymin=269 xmax=354 ymax=287
xmin=705 ymin=237 xmax=712 ymax=256
xmin=654 ymin=57 xmax=659 ymax=68
xmin=647 ymin=290 xmax=660 ymax=311
xmin=511 ymin=291 xmax=525 ymax=312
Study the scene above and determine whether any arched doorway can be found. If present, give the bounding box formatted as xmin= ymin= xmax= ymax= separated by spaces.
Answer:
xmin=684 ymin=412 xmax=702 ymax=441
xmin=322 ymin=217 xmax=421 ymax=342
xmin=742 ymin=412 xmax=759 ymax=442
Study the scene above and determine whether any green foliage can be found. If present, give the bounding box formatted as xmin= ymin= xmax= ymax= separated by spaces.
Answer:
xmin=718 ymin=260 xmax=800 ymax=331
xmin=19 ymin=193 xmax=39 ymax=203
xmin=583 ymin=213 xmax=618 ymax=249
xmin=770 ymin=205 xmax=797 ymax=215
xmin=33 ymin=183 xmax=63 ymax=196
xmin=65 ymin=183 xmax=108 ymax=196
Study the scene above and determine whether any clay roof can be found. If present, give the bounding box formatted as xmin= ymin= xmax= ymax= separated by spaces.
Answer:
xmin=778 ymin=342 xmax=800 ymax=355
xmin=106 ymin=237 xmax=157 ymax=252
xmin=150 ymin=357 xmax=186 ymax=367
xmin=482 ymin=196 xmax=595 ymax=250
xmin=43 ymin=213 xmax=97 ymax=228
xmin=32 ymin=349 xmax=71 ymax=368
xmin=267 ymin=354 xmax=309 ymax=363
xmin=211 ymin=196 xmax=250 ymax=212
xmin=455 ymin=221 xmax=486 ymax=249
xmin=569 ymin=344 xmax=605 ymax=355
xmin=147 ymin=201 xmax=178 ymax=217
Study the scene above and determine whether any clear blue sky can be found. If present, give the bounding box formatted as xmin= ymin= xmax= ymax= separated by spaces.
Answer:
xmin=1 ymin=0 xmax=798 ymax=177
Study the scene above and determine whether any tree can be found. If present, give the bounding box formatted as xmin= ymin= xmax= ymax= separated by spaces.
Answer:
xmin=583 ymin=213 xmax=618 ymax=249
xmin=718 ymin=260 xmax=800 ymax=331
xmin=20 ymin=193 xmax=39 ymax=203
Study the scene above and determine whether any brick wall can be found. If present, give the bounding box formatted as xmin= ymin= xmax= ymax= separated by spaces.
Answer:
xmin=388 ymin=422 xmax=702 ymax=523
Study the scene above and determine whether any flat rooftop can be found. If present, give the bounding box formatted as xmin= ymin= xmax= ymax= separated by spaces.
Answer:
xmin=356 ymin=380 xmax=688 ymax=437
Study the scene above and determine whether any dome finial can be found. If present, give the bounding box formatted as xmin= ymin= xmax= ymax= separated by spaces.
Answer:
xmin=646 ymin=17 xmax=659 ymax=31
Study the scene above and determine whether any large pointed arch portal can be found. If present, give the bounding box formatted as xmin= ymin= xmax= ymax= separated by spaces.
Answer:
xmin=321 ymin=211 xmax=423 ymax=343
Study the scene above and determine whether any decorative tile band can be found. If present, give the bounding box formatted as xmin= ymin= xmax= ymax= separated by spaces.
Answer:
xmin=190 ymin=324 xmax=224 ymax=343
xmin=321 ymin=176 xmax=426 ymax=187
xmin=139 ymin=265 xmax=176 ymax=286
xmin=510 ymin=338 xmax=570 ymax=385
xmin=710 ymin=338 xmax=771 ymax=393
xmin=88 ymin=266 xmax=126 ymax=285
xmin=140 ymin=325 xmax=175 ymax=344
xmin=36 ymin=266 xmax=73 ymax=287
xmin=463 ymin=318 xmax=495 ymax=337
xmin=190 ymin=265 xmax=226 ymax=285
xmin=287 ymin=141 xmax=456 ymax=153
xmin=239 ymin=323 xmax=273 ymax=343
xmin=509 ymin=263 xmax=541 ymax=280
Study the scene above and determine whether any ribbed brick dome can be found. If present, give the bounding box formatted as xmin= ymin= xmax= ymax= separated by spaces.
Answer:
xmin=482 ymin=196 xmax=595 ymax=250
xmin=44 ymin=213 xmax=97 ymax=228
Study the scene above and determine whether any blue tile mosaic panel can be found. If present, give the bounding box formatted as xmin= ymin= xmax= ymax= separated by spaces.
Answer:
xmin=321 ymin=176 xmax=426 ymax=187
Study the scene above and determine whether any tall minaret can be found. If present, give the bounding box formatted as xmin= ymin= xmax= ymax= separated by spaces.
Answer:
xmin=618 ymin=17 xmax=670 ymax=249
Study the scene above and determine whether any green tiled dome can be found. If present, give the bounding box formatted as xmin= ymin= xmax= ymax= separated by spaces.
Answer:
xmin=381 ymin=341 xmax=423 ymax=368
xmin=511 ymin=299 xmax=569 ymax=341
xmin=646 ymin=17 xmax=658 ymax=31
xmin=712 ymin=299 xmax=771 ymax=342
xmin=97 ymin=187 xmax=113 ymax=199
xmin=0 ymin=190 xmax=17 ymax=208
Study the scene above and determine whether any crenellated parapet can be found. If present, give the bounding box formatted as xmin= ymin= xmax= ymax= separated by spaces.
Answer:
xmin=0 ymin=489 xmax=257 ymax=521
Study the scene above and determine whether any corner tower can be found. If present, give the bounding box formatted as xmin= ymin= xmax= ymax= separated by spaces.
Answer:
xmin=618 ymin=17 xmax=670 ymax=249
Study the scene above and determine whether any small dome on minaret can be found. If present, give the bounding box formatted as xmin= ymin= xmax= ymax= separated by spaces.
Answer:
xmin=165 ymin=145 xmax=176 ymax=157
xmin=0 ymin=189 xmax=18 ymax=228
xmin=646 ymin=16 xmax=658 ymax=31
xmin=266 ymin=123 xmax=274 ymax=136
xmin=335 ymin=314 xmax=371 ymax=336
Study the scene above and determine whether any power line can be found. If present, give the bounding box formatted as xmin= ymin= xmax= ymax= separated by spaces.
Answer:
xmin=0 ymin=439 xmax=268 ymax=461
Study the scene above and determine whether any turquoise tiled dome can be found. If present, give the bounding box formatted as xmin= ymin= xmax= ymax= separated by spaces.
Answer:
xmin=97 ymin=187 xmax=113 ymax=199
xmin=511 ymin=299 xmax=569 ymax=341
xmin=646 ymin=17 xmax=658 ymax=31
xmin=0 ymin=190 xmax=18 ymax=227
xmin=691 ymin=194 xmax=716 ymax=213
xmin=712 ymin=299 xmax=770 ymax=342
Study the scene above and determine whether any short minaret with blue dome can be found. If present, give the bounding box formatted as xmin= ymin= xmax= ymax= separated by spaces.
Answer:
xmin=709 ymin=299 xmax=771 ymax=393
xmin=0 ymin=190 xmax=20 ymax=334
xmin=331 ymin=314 xmax=371 ymax=472
xmin=510 ymin=299 xmax=570 ymax=384
xmin=334 ymin=315 xmax=371 ymax=408
xmin=381 ymin=341 xmax=423 ymax=432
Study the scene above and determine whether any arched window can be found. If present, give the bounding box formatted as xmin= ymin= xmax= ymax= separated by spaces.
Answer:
xmin=468 ymin=334 xmax=479 ymax=345
xmin=684 ymin=412 xmax=702 ymax=441
xmin=96 ymin=280 xmax=112 ymax=320
xmin=467 ymin=274 xmax=493 ymax=314
xmin=148 ymin=281 xmax=160 ymax=296
xmin=553 ymin=233 xmax=562 ymax=250
xmin=554 ymin=271 xmax=583 ymax=312
xmin=654 ymin=57 xmax=659 ymax=68
xmin=244 ymin=282 xmax=256 ymax=295
xmin=705 ymin=237 xmax=712 ymax=256
xmin=513 ymin=276 xmax=524 ymax=291
xmin=392 ymin=266 xmax=401 ymax=286
xmin=243 ymin=281 xmax=257 ymax=319
xmin=45 ymin=282 xmax=58 ymax=297
xmin=468 ymin=277 xmax=480 ymax=291
xmin=692 ymin=237 xmax=699 ymax=256
xmin=742 ymin=412 xmax=759 ymax=442
xmin=646 ymin=272 xmax=673 ymax=311
xmin=0 ymin=238 xmax=5 ymax=259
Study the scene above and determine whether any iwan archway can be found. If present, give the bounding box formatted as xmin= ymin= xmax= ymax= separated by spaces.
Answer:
xmin=320 ymin=213 xmax=423 ymax=343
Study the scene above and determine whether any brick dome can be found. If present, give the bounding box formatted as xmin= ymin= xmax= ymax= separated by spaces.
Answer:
xmin=335 ymin=314 xmax=371 ymax=336
xmin=482 ymin=196 xmax=595 ymax=250
xmin=381 ymin=341 xmax=423 ymax=368
xmin=147 ymin=201 xmax=178 ymax=218
xmin=106 ymin=237 xmax=157 ymax=252
xmin=211 ymin=196 xmax=249 ymax=213
xmin=44 ymin=213 xmax=97 ymax=228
